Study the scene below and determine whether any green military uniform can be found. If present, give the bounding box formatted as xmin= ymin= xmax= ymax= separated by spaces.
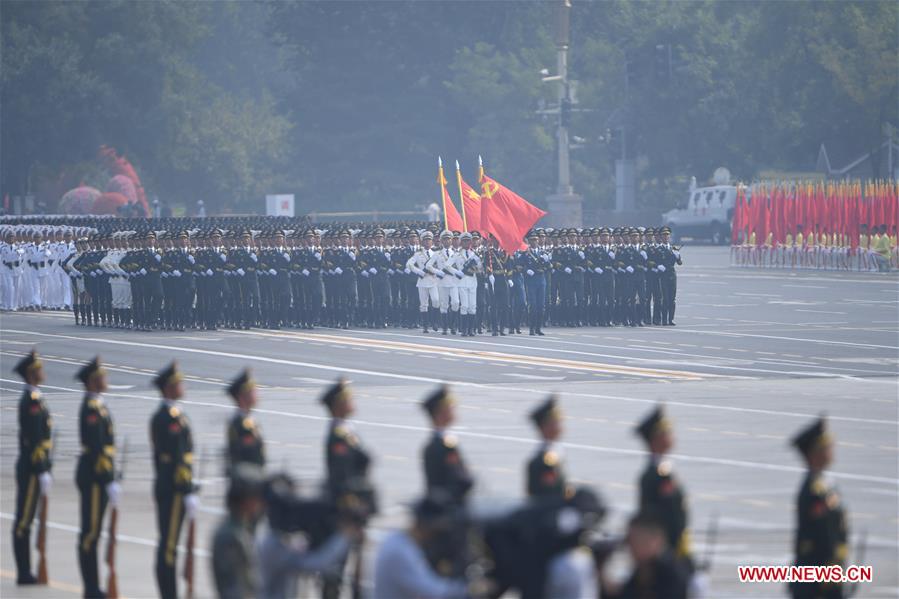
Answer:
xmin=226 ymin=369 xmax=265 ymax=471
xmin=790 ymin=417 xmax=848 ymax=599
xmin=525 ymin=396 xmax=568 ymax=499
xmin=75 ymin=358 xmax=115 ymax=598
xmin=635 ymin=406 xmax=692 ymax=567
xmin=421 ymin=386 xmax=473 ymax=504
xmin=11 ymin=351 xmax=52 ymax=585
xmin=150 ymin=362 xmax=196 ymax=599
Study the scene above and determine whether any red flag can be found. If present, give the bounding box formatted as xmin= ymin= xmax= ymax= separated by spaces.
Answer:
xmin=731 ymin=186 xmax=744 ymax=244
xmin=479 ymin=174 xmax=546 ymax=254
xmin=457 ymin=171 xmax=481 ymax=233
xmin=438 ymin=160 xmax=464 ymax=231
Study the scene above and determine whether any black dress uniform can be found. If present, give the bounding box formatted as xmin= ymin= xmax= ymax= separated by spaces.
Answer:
xmin=150 ymin=363 xmax=196 ymax=599
xmin=75 ymin=358 xmax=115 ymax=598
xmin=421 ymin=386 xmax=473 ymax=504
xmin=225 ymin=369 xmax=265 ymax=470
xmin=635 ymin=406 xmax=692 ymax=568
xmin=790 ymin=417 xmax=848 ymax=599
xmin=525 ymin=397 xmax=568 ymax=499
xmin=12 ymin=351 xmax=53 ymax=585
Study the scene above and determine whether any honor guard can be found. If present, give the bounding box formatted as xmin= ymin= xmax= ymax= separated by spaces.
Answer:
xmin=634 ymin=406 xmax=693 ymax=570
xmin=150 ymin=362 xmax=199 ymax=599
xmin=526 ymin=396 xmax=568 ymax=499
xmin=75 ymin=357 xmax=119 ymax=598
xmin=11 ymin=350 xmax=53 ymax=585
xmin=226 ymin=368 xmax=265 ymax=470
xmin=519 ymin=230 xmax=548 ymax=336
xmin=789 ymin=416 xmax=848 ymax=599
xmin=421 ymin=385 xmax=473 ymax=504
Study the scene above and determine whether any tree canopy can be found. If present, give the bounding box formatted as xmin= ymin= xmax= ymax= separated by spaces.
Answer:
xmin=2 ymin=0 xmax=896 ymax=215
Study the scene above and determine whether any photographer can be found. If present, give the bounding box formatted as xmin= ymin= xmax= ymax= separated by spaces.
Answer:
xmin=258 ymin=474 xmax=362 ymax=599
xmin=599 ymin=512 xmax=688 ymax=599
xmin=212 ymin=464 xmax=267 ymax=599
xmin=373 ymin=495 xmax=468 ymax=599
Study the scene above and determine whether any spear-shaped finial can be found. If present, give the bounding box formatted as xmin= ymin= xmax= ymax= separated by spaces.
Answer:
xmin=438 ymin=156 xmax=443 ymax=168
xmin=478 ymin=155 xmax=483 ymax=167
xmin=455 ymin=159 xmax=460 ymax=170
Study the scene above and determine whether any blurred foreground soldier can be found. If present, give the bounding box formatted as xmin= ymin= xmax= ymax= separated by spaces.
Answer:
xmin=789 ymin=416 xmax=848 ymax=599
xmin=76 ymin=357 xmax=119 ymax=598
xmin=212 ymin=464 xmax=266 ymax=599
xmin=600 ymin=512 xmax=689 ymax=599
xmin=320 ymin=378 xmax=375 ymax=599
xmin=226 ymin=369 xmax=265 ymax=471
xmin=372 ymin=495 xmax=468 ymax=599
xmin=634 ymin=406 xmax=693 ymax=570
xmin=11 ymin=350 xmax=53 ymax=585
xmin=526 ymin=396 xmax=568 ymax=498
xmin=258 ymin=474 xmax=359 ymax=599
xmin=421 ymin=385 xmax=473 ymax=504
xmin=151 ymin=362 xmax=199 ymax=599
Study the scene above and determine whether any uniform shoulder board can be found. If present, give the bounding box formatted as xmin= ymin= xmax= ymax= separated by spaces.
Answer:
xmin=87 ymin=398 xmax=101 ymax=409
xmin=30 ymin=391 xmax=40 ymax=401
xmin=543 ymin=450 xmax=559 ymax=467
xmin=657 ymin=460 xmax=672 ymax=476
xmin=168 ymin=406 xmax=180 ymax=418
xmin=811 ymin=477 xmax=828 ymax=496
xmin=443 ymin=434 xmax=457 ymax=448
xmin=242 ymin=417 xmax=255 ymax=431
xmin=333 ymin=425 xmax=347 ymax=438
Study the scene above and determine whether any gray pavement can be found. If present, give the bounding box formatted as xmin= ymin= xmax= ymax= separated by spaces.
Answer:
xmin=1 ymin=247 xmax=897 ymax=598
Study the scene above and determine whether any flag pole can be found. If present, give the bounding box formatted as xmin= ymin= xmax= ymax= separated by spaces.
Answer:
xmin=456 ymin=160 xmax=468 ymax=232
xmin=438 ymin=156 xmax=449 ymax=230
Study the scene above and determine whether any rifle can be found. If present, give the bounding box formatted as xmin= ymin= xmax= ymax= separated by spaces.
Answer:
xmin=106 ymin=437 xmax=129 ymax=599
xmin=182 ymin=447 xmax=204 ymax=599
xmin=36 ymin=430 xmax=58 ymax=585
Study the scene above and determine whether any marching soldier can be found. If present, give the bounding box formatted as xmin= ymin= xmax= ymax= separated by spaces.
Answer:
xmin=657 ymin=227 xmax=681 ymax=326
xmin=150 ymin=361 xmax=199 ymax=599
xmin=452 ymin=232 xmax=481 ymax=337
xmin=484 ymin=237 xmax=511 ymax=336
xmin=421 ymin=385 xmax=473 ymax=504
xmin=226 ymin=368 xmax=265 ymax=471
xmin=320 ymin=378 xmax=374 ymax=599
xmin=789 ymin=416 xmax=848 ymax=599
xmin=142 ymin=231 xmax=165 ymax=330
xmin=526 ymin=396 xmax=568 ymax=499
xmin=519 ymin=230 xmax=548 ymax=336
xmin=75 ymin=357 xmax=120 ymax=598
xmin=634 ymin=405 xmax=693 ymax=571
xmin=407 ymin=230 xmax=439 ymax=333
xmin=11 ymin=350 xmax=53 ymax=585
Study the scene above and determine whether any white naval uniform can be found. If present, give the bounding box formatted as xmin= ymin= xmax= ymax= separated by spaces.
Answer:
xmin=451 ymin=248 xmax=480 ymax=316
xmin=426 ymin=247 xmax=460 ymax=314
xmin=406 ymin=247 xmax=439 ymax=311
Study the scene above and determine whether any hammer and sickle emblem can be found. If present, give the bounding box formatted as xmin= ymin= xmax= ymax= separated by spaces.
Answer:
xmin=481 ymin=180 xmax=499 ymax=199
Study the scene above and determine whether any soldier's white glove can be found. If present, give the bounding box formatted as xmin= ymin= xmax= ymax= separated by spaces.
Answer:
xmin=173 ymin=270 xmax=182 ymax=277
xmin=184 ymin=493 xmax=200 ymax=520
xmin=106 ymin=482 xmax=122 ymax=507
xmin=347 ymin=251 xmax=356 ymax=260
xmin=38 ymin=472 xmax=52 ymax=495
xmin=626 ymin=266 xmax=634 ymax=273
xmin=302 ymin=268 xmax=310 ymax=276
xmin=314 ymin=252 xmax=322 ymax=260
xmin=90 ymin=271 xmax=97 ymax=277
xmin=384 ymin=252 xmax=391 ymax=260
xmin=594 ymin=267 xmax=603 ymax=274
xmin=269 ymin=268 xmax=277 ymax=276
xmin=162 ymin=272 xmax=170 ymax=278
xmin=609 ymin=251 xmax=616 ymax=259
xmin=689 ymin=572 xmax=709 ymax=598
xmin=657 ymin=264 xmax=666 ymax=272
xmin=508 ymin=280 xmax=514 ymax=288
xmin=187 ymin=255 xmax=195 ymax=264
xmin=237 ymin=268 xmax=245 ymax=276
xmin=140 ymin=268 xmax=147 ymax=275
xmin=488 ymin=274 xmax=495 ymax=285
xmin=435 ymin=271 xmax=444 ymax=279
xmin=404 ymin=267 xmax=411 ymax=274
xmin=155 ymin=254 xmax=162 ymax=262
xmin=387 ymin=268 xmax=395 ymax=275
xmin=360 ymin=270 xmax=369 ymax=277
xmin=564 ymin=267 xmax=572 ymax=274
xmin=368 ymin=267 xmax=377 ymax=275
xmin=219 ymin=253 xmax=227 ymax=261
xmin=578 ymin=250 xmax=585 ymax=259
xmin=640 ymin=250 xmax=648 ymax=259
xmin=334 ymin=266 xmax=343 ymax=275
xmin=282 ymin=252 xmax=290 ymax=261
xmin=526 ymin=269 xmax=535 ymax=276
xmin=250 ymin=253 xmax=257 ymax=261
xmin=674 ymin=251 xmax=681 ymax=259
xmin=543 ymin=254 xmax=551 ymax=263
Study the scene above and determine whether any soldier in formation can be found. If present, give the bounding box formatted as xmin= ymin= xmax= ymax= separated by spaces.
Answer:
xmin=2 ymin=217 xmax=685 ymax=333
